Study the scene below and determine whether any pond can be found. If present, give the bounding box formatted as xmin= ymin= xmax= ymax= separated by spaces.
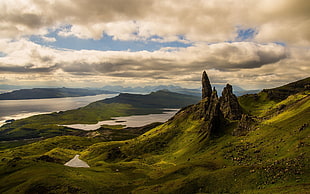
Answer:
xmin=63 ymin=109 xmax=179 ymax=130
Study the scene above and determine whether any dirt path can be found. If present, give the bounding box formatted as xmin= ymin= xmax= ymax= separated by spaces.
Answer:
xmin=64 ymin=154 xmax=90 ymax=168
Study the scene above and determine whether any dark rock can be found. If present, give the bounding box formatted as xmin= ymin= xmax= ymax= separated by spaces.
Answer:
xmin=219 ymin=84 xmax=242 ymax=120
xmin=107 ymin=147 xmax=127 ymax=161
xmin=198 ymin=87 xmax=225 ymax=140
xmin=202 ymin=71 xmax=212 ymax=99
xmin=200 ymin=88 xmax=220 ymax=119
xmin=233 ymin=114 xmax=255 ymax=136
xmin=298 ymin=123 xmax=308 ymax=132
xmin=36 ymin=155 xmax=58 ymax=163
xmin=7 ymin=157 xmax=22 ymax=167
xmin=262 ymin=77 xmax=310 ymax=101
xmin=5 ymin=119 xmax=15 ymax=123
xmin=207 ymin=89 xmax=223 ymax=135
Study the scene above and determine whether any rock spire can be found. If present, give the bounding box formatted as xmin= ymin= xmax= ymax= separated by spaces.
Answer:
xmin=202 ymin=71 xmax=212 ymax=99
xmin=219 ymin=84 xmax=242 ymax=120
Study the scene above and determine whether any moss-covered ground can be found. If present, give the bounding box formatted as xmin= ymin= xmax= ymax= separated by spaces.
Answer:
xmin=0 ymin=92 xmax=309 ymax=193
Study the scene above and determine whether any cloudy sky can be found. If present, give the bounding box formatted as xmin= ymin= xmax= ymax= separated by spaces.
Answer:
xmin=0 ymin=0 xmax=309 ymax=90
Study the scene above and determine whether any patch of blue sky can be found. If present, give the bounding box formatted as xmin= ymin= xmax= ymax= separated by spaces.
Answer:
xmin=273 ymin=42 xmax=286 ymax=46
xmin=29 ymin=30 xmax=192 ymax=52
xmin=0 ymin=52 xmax=6 ymax=57
xmin=235 ymin=27 xmax=258 ymax=41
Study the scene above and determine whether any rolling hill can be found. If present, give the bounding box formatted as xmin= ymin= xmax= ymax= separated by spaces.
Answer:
xmin=101 ymin=90 xmax=200 ymax=108
xmin=0 ymin=72 xmax=309 ymax=193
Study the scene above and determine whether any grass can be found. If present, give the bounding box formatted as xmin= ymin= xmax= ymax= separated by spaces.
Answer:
xmin=0 ymin=91 xmax=309 ymax=193
xmin=238 ymin=91 xmax=277 ymax=116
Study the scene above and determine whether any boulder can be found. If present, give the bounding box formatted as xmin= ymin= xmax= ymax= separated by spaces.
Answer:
xmin=233 ymin=114 xmax=255 ymax=136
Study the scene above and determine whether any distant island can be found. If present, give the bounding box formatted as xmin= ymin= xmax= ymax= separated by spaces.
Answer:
xmin=0 ymin=88 xmax=117 ymax=100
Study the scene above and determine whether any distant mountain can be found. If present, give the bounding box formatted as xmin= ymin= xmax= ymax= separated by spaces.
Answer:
xmin=0 ymin=88 xmax=117 ymax=100
xmin=101 ymin=85 xmax=202 ymax=96
xmin=101 ymin=84 xmax=255 ymax=97
xmin=0 ymin=84 xmax=58 ymax=94
xmin=102 ymin=90 xmax=201 ymax=109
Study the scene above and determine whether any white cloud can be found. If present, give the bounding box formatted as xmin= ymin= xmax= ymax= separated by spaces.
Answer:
xmin=0 ymin=0 xmax=309 ymax=89
xmin=0 ymin=0 xmax=309 ymax=45
xmin=0 ymin=39 xmax=307 ymax=89
xmin=41 ymin=36 xmax=56 ymax=42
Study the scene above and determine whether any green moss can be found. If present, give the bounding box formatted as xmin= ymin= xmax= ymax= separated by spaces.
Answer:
xmin=0 ymin=91 xmax=309 ymax=193
xmin=238 ymin=91 xmax=277 ymax=116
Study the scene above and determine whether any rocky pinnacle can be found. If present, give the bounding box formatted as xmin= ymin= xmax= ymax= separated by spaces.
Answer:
xmin=202 ymin=71 xmax=212 ymax=99
xmin=219 ymin=84 xmax=242 ymax=120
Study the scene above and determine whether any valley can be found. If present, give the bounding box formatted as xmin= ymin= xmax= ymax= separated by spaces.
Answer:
xmin=0 ymin=72 xmax=309 ymax=193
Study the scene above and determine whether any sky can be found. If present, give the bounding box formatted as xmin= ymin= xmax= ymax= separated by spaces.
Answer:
xmin=0 ymin=0 xmax=309 ymax=90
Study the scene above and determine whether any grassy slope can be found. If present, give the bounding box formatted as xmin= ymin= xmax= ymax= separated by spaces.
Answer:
xmin=262 ymin=77 xmax=310 ymax=101
xmin=0 ymin=91 xmax=309 ymax=193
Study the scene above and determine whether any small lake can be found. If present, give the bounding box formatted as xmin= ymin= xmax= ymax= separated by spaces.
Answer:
xmin=63 ymin=109 xmax=179 ymax=130
xmin=0 ymin=93 xmax=118 ymax=126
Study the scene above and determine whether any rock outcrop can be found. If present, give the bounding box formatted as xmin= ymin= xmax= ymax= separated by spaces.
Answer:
xmin=202 ymin=71 xmax=212 ymax=99
xmin=233 ymin=114 xmax=255 ymax=136
xmin=190 ymin=71 xmax=244 ymax=140
xmin=197 ymin=72 xmax=224 ymax=139
xmin=219 ymin=84 xmax=242 ymax=120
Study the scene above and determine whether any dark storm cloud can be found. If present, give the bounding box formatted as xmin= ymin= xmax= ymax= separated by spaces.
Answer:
xmin=0 ymin=63 xmax=56 ymax=73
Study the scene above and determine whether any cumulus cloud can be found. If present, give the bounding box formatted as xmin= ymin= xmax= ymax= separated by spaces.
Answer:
xmin=41 ymin=36 xmax=56 ymax=42
xmin=0 ymin=0 xmax=309 ymax=45
xmin=3 ymin=40 xmax=287 ymax=74
xmin=0 ymin=0 xmax=309 ymax=88
xmin=0 ymin=38 xmax=306 ymax=89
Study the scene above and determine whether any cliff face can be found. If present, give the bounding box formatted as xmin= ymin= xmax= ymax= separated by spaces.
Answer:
xmin=219 ymin=84 xmax=242 ymax=120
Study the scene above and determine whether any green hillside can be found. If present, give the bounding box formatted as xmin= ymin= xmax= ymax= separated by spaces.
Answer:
xmin=0 ymin=75 xmax=309 ymax=193
xmin=0 ymin=90 xmax=199 ymax=141
xmin=102 ymin=90 xmax=200 ymax=108
xmin=259 ymin=77 xmax=309 ymax=101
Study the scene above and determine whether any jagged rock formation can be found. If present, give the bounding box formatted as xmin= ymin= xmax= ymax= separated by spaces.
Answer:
xmin=206 ymin=88 xmax=223 ymax=135
xmin=233 ymin=114 xmax=255 ymax=136
xmin=202 ymin=71 xmax=212 ymax=99
xmin=219 ymin=84 xmax=242 ymax=120
xmin=181 ymin=71 xmax=243 ymax=140
xmin=196 ymin=72 xmax=224 ymax=139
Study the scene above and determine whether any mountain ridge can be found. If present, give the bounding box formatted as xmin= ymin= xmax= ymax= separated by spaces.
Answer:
xmin=0 ymin=87 xmax=117 ymax=100
xmin=101 ymin=89 xmax=200 ymax=108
